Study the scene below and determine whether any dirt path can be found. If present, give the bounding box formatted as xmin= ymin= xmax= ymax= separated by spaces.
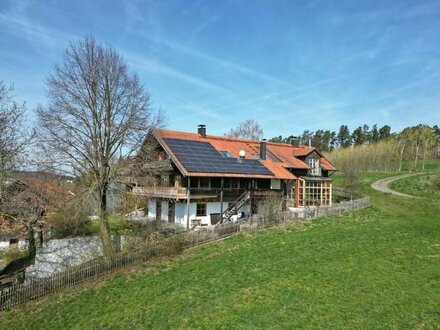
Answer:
xmin=371 ymin=173 xmax=425 ymax=198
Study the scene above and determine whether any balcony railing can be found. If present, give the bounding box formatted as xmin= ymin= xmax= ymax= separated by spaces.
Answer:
xmin=132 ymin=186 xmax=283 ymax=200
xmin=132 ymin=186 xmax=188 ymax=199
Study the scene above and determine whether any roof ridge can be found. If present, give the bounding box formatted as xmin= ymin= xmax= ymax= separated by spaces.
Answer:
xmin=154 ymin=128 xmax=313 ymax=149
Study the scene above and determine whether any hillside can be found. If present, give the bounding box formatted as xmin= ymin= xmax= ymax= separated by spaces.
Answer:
xmin=0 ymin=162 xmax=439 ymax=328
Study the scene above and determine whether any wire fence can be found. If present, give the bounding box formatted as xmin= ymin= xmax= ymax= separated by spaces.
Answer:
xmin=0 ymin=195 xmax=370 ymax=311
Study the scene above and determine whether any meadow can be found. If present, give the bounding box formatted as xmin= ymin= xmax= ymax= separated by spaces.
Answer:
xmin=0 ymin=162 xmax=439 ymax=329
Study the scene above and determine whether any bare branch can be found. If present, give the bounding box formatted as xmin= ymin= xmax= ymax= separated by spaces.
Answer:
xmin=36 ymin=37 xmax=164 ymax=255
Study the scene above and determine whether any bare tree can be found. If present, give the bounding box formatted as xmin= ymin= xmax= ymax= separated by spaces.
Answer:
xmin=0 ymin=81 xmax=31 ymax=200
xmin=1 ymin=181 xmax=46 ymax=258
xmin=225 ymin=119 xmax=264 ymax=140
xmin=37 ymin=37 xmax=163 ymax=255
xmin=419 ymin=125 xmax=436 ymax=170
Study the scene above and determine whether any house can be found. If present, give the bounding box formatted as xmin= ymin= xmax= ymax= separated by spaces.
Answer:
xmin=125 ymin=125 xmax=336 ymax=228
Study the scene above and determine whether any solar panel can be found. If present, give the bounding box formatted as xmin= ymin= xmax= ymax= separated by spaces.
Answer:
xmin=163 ymin=138 xmax=273 ymax=176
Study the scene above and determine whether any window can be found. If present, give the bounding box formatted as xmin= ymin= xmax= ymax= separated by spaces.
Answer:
xmin=298 ymin=180 xmax=331 ymax=207
xmin=307 ymin=158 xmax=321 ymax=176
xmin=220 ymin=151 xmax=232 ymax=157
xmin=196 ymin=203 xmax=207 ymax=216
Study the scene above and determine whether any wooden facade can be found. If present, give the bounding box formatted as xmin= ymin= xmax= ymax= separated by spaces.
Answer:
xmin=123 ymin=127 xmax=337 ymax=226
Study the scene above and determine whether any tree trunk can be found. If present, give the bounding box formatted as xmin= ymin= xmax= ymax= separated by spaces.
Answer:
xmin=398 ymin=145 xmax=405 ymax=172
xmin=422 ymin=151 xmax=426 ymax=170
xmin=414 ymin=143 xmax=420 ymax=171
xmin=99 ymin=187 xmax=114 ymax=256
xmin=38 ymin=226 xmax=44 ymax=247
xmin=422 ymin=142 xmax=428 ymax=170
xmin=27 ymin=226 xmax=36 ymax=259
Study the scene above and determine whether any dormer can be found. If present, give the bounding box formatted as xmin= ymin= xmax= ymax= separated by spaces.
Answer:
xmin=305 ymin=151 xmax=321 ymax=176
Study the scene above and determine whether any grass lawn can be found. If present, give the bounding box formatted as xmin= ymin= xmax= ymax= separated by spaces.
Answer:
xmin=1 ymin=162 xmax=439 ymax=328
xmin=390 ymin=172 xmax=440 ymax=200
xmin=87 ymin=215 xmax=128 ymax=235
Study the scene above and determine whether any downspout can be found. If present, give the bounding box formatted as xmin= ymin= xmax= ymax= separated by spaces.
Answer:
xmin=329 ymin=182 xmax=333 ymax=206
xmin=294 ymin=179 xmax=300 ymax=207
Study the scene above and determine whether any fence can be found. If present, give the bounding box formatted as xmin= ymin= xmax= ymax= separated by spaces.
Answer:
xmin=0 ymin=195 xmax=370 ymax=311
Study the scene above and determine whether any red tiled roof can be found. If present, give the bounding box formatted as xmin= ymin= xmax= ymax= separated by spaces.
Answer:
xmin=319 ymin=157 xmax=337 ymax=171
xmin=152 ymin=129 xmax=336 ymax=179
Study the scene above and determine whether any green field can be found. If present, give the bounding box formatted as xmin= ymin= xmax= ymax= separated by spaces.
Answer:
xmin=1 ymin=163 xmax=439 ymax=329
xmin=88 ymin=215 xmax=128 ymax=235
xmin=390 ymin=172 xmax=440 ymax=200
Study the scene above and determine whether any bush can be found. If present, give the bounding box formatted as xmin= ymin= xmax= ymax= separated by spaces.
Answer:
xmin=46 ymin=202 xmax=92 ymax=238
xmin=122 ymin=234 xmax=183 ymax=258
xmin=437 ymin=169 xmax=440 ymax=188
xmin=258 ymin=195 xmax=284 ymax=224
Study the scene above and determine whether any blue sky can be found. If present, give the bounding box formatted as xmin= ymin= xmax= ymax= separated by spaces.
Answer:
xmin=1 ymin=0 xmax=439 ymax=138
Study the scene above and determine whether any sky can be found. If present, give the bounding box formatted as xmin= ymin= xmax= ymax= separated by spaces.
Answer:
xmin=0 ymin=0 xmax=439 ymax=138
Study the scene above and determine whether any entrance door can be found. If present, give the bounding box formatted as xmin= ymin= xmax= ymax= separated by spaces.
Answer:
xmin=168 ymin=202 xmax=175 ymax=224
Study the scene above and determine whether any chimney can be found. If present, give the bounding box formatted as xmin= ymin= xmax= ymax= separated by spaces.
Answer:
xmin=197 ymin=124 xmax=206 ymax=137
xmin=291 ymin=136 xmax=300 ymax=146
xmin=260 ymin=139 xmax=267 ymax=160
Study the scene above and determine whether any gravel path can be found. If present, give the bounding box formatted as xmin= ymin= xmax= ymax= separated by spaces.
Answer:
xmin=370 ymin=173 xmax=425 ymax=198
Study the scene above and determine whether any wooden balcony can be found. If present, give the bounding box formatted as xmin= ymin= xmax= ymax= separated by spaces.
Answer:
xmin=132 ymin=186 xmax=283 ymax=201
xmin=132 ymin=186 xmax=188 ymax=199
xmin=141 ymin=159 xmax=174 ymax=172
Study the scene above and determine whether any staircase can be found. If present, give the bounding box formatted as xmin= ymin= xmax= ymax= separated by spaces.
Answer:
xmin=219 ymin=190 xmax=251 ymax=224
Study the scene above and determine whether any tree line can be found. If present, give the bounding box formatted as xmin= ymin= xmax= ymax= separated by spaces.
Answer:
xmin=327 ymin=124 xmax=439 ymax=173
xmin=270 ymin=123 xmax=439 ymax=172
xmin=270 ymin=124 xmax=397 ymax=151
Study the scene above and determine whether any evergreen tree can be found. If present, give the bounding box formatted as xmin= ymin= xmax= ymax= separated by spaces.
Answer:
xmin=371 ymin=124 xmax=379 ymax=143
xmin=362 ymin=124 xmax=370 ymax=143
xmin=337 ymin=125 xmax=351 ymax=148
xmin=352 ymin=126 xmax=364 ymax=146
xmin=379 ymin=125 xmax=391 ymax=140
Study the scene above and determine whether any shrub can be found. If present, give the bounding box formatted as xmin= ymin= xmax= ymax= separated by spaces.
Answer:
xmin=46 ymin=202 xmax=92 ymax=238
xmin=122 ymin=233 xmax=183 ymax=258
xmin=437 ymin=169 xmax=440 ymax=188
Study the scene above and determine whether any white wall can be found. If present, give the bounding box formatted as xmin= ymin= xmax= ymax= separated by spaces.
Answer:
xmin=173 ymin=201 xmax=238 ymax=226
xmin=175 ymin=202 xmax=188 ymax=227
xmin=0 ymin=241 xmax=9 ymax=250
xmin=151 ymin=200 xmax=251 ymax=227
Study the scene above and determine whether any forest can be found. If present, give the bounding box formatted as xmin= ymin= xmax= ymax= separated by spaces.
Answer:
xmin=270 ymin=124 xmax=439 ymax=172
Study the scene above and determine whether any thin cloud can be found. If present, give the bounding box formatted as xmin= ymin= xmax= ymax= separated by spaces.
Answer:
xmin=0 ymin=6 xmax=74 ymax=52
xmin=125 ymin=52 xmax=233 ymax=95
xmin=150 ymin=36 xmax=295 ymax=88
